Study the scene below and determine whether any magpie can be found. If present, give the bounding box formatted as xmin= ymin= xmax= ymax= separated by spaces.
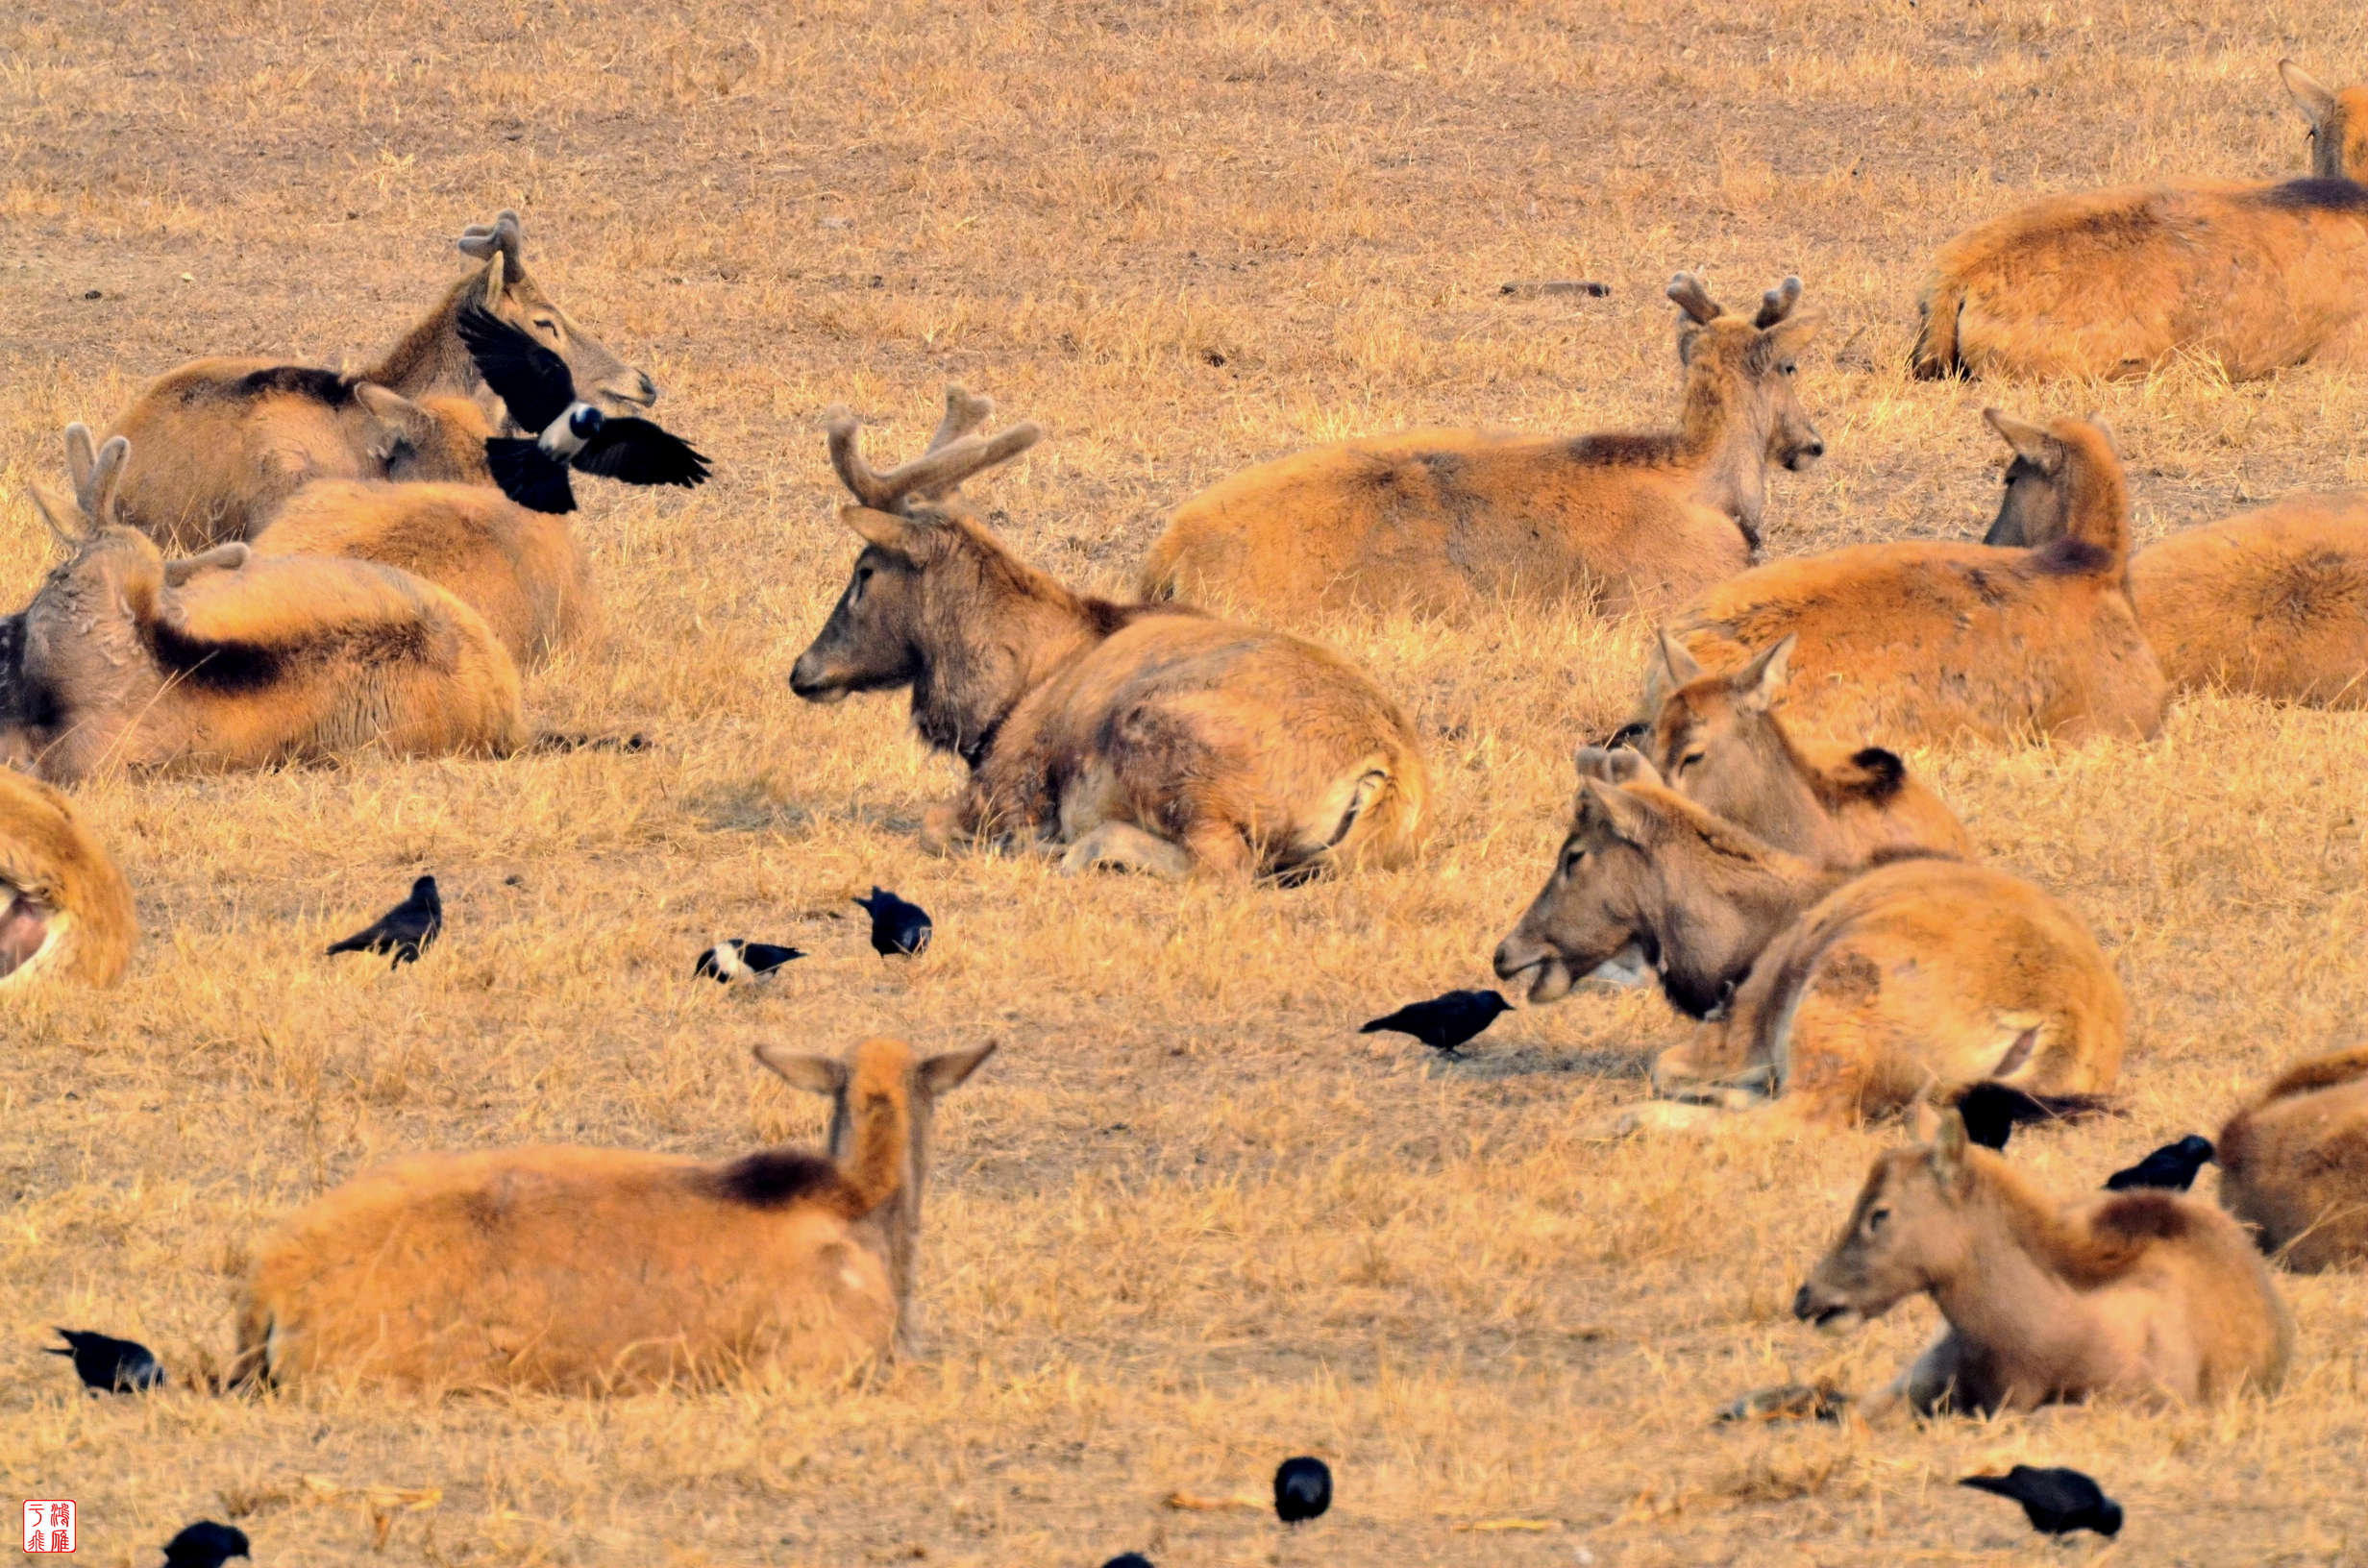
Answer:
xmin=2105 ymin=1134 xmax=2214 ymax=1191
xmin=1272 ymin=1456 xmax=1332 ymax=1526
xmin=160 ymin=1521 xmax=251 ymax=1568
xmin=694 ymin=939 xmax=806 ymax=982
xmin=1359 ymin=990 xmax=1512 ymax=1057
xmin=326 ymin=875 xmax=442 ymax=967
xmin=456 ymin=304 xmax=708 ymax=514
xmin=1960 ymin=1465 xmax=2122 ymax=1537
xmin=47 ymin=1328 xmax=163 ymax=1392
xmin=854 ymin=887 xmax=932 ymax=959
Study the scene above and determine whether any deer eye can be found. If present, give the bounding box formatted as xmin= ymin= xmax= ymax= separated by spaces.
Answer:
xmin=1561 ymin=845 xmax=1586 ymax=875
xmin=1865 ymin=1206 xmax=1890 ymax=1235
xmin=532 ymin=316 xmax=559 ymax=336
xmin=1781 ymin=360 xmax=1797 ymax=377
xmin=1677 ymin=750 xmax=1706 ymax=773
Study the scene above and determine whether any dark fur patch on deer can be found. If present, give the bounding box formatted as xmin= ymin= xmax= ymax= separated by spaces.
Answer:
xmin=702 ymin=1149 xmax=848 ymax=1210
xmin=218 ymin=366 xmax=359 ymax=406
xmin=2092 ymin=1189 xmax=2196 ymax=1243
xmin=2031 ymin=536 xmax=2113 ymax=577
xmin=1564 ymin=432 xmax=1685 ymax=468
xmin=2256 ymin=177 xmax=2368 ymax=212
xmin=1843 ymin=747 xmax=1906 ymax=801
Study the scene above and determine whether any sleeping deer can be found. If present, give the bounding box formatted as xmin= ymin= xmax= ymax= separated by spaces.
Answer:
xmin=1137 ymin=274 xmax=1824 ymax=619
xmin=103 ymin=211 xmax=655 ymax=549
xmin=0 ymin=767 xmax=136 ymax=989
xmin=790 ymin=388 xmax=1429 ymax=879
xmin=2217 ymin=1046 xmax=2368 ymax=1271
xmin=0 ymin=427 xmax=528 ymax=782
xmin=1913 ymin=61 xmax=2368 ymax=380
xmin=1654 ymin=411 xmax=2166 ymax=747
xmin=232 ymin=1037 xmax=995 ymax=1391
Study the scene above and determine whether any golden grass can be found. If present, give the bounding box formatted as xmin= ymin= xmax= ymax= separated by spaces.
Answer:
xmin=5 ymin=0 xmax=2368 ymax=1561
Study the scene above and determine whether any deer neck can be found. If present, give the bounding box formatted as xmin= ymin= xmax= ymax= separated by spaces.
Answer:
xmin=1647 ymin=842 xmax=1834 ymax=1017
xmin=912 ymin=562 xmax=1111 ymax=770
xmin=359 ymin=275 xmax=486 ymax=399
xmin=1675 ymin=374 xmax=1768 ymax=544
xmin=1926 ymin=1180 xmax=2091 ymax=1371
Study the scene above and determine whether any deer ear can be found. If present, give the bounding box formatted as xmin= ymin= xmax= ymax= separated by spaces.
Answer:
xmin=1909 ymin=1097 xmax=1946 ymax=1144
xmin=1577 ymin=777 xmax=1656 ymax=845
xmin=1765 ymin=307 xmax=1824 ymax=355
xmin=28 ymin=485 xmax=87 ymax=545
xmin=1983 ymin=408 xmax=2063 ymax=474
xmin=842 ymin=504 xmax=927 ymax=559
xmin=1736 ymin=634 xmax=1795 ymax=710
xmin=1656 ymin=628 xmax=1704 ymax=689
xmin=1928 ymin=1108 xmax=1973 ymax=1193
xmin=2281 ymin=59 xmax=2338 ymax=126
xmin=356 ymin=384 xmax=434 ymax=460
xmin=753 ymin=1044 xmax=849 ymax=1097
xmin=921 ymin=1041 xmax=998 ymax=1097
xmin=480 ymin=248 xmax=508 ymax=306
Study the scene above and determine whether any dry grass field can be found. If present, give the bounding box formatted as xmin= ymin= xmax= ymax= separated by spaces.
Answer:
xmin=6 ymin=0 xmax=2368 ymax=1562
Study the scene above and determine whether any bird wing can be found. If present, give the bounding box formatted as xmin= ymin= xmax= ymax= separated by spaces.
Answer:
xmin=455 ymin=305 xmax=578 ymax=432
xmin=573 ymin=419 xmax=712 ymax=487
xmin=485 ymin=438 xmax=578 ymax=513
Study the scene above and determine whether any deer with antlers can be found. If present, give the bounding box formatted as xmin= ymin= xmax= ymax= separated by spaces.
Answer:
xmin=790 ymin=388 xmax=1429 ymax=879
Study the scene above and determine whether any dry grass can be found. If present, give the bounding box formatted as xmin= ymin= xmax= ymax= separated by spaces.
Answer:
xmin=6 ymin=0 xmax=2368 ymax=1562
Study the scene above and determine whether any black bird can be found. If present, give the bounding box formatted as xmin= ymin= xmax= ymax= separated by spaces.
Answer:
xmin=1272 ymin=1456 xmax=1331 ymax=1526
xmin=325 ymin=875 xmax=442 ymax=967
xmin=47 ymin=1328 xmax=162 ymax=1392
xmin=1359 ymin=990 xmax=1513 ymax=1057
xmin=160 ymin=1521 xmax=251 ymax=1568
xmin=456 ymin=305 xmax=709 ymax=514
xmin=1960 ymin=1465 xmax=2122 ymax=1537
xmin=1950 ymin=1082 xmax=2054 ymax=1151
xmin=854 ymin=887 xmax=932 ymax=959
xmin=694 ymin=939 xmax=806 ymax=982
xmin=2106 ymin=1134 xmax=2214 ymax=1191
xmin=1099 ymin=1556 xmax=1154 ymax=1568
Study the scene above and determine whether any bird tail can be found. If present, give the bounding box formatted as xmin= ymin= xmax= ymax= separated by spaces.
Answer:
xmin=485 ymin=438 xmax=578 ymax=513
xmin=322 ymin=934 xmax=369 ymax=956
xmin=1356 ymin=1017 xmax=1390 ymax=1035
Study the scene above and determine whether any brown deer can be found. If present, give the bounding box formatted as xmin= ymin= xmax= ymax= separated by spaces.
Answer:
xmin=1629 ymin=633 xmax=1973 ymax=867
xmin=102 ymin=211 xmax=655 ymax=549
xmin=1 ymin=428 xmax=528 ymax=783
xmin=1782 ymin=1110 xmax=2292 ymax=1419
xmin=1136 ymin=274 xmax=1824 ymax=619
xmin=2217 ymin=1046 xmax=2368 ymax=1270
xmin=790 ymin=389 xmax=1428 ymax=879
xmin=1490 ymin=759 xmax=2123 ymax=1130
xmin=231 ymin=1037 xmax=995 ymax=1391
xmin=0 ymin=767 xmax=136 ymax=989
xmin=1990 ymin=483 xmax=2367 ymax=709
xmin=1913 ymin=61 xmax=2368 ymax=380
xmin=1655 ymin=411 xmax=2166 ymax=747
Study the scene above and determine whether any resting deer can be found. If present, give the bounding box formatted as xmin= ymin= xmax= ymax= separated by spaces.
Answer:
xmin=1137 ymin=274 xmax=1824 ymax=619
xmin=1913 ymin=61 xmax=2368 ymax=380
xmin=1491 ymin=754 xmax=2122 ymax=1130
xmin=790 ymin=388 xmax=1429 ymax=880
xmin=232 ymin=1038 xmax=995 ymax=1391
xmin=1781 ymin=1110 xmax=2292 ymax=1420
xmin=1655 ymin=411 xmax=2166 ymax=747
xmin=0 ymin=427 xmax=528 ymax=782
xmin=0 ymin=768 xmax=136 ymax=989
xmin=103 ymin=211 xmax=656 ymax=548
xmin=2217 ymin=1046 xmax=2368 ymax=1270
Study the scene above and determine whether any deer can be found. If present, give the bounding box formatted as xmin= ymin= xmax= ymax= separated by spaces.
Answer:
xmin=790 ymin=388 xmax=1429 ymax=880
xmin=249 ymin=396 xmax=603 ymax=669
xmin=1776 ymin=1109 xmax=2293 ymax=1421
xmin=1490 ymin=754 xmax=2123 ymax=1131
xmin=1135 ymin=274 xmax=1824 ymax=620
xmin=1652 ymin=411 xmax=2167 ymax=748
xmin=230 ymin=1037 xmax=995 ymax=1391
xmin=1625 ymin=633 xmax=1974 ymax=868
xmin=2216 ymin=1046 xmax=2368 ymax=1271
xmin=1912 ymin=61 xmax=2368 ymax=381
xmin=0 ymin=767 xmax=136 ymax=989
xmin=101 ymin=211 xmax=657 ymax=549
xmin=0 ymin=427 xmax=530 ymax=783
xmin=1989 ymin=481 xmax=2367 ymax=709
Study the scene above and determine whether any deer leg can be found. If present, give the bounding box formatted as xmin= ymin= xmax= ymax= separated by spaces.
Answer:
xmin=1059 ymin=821 xmax=1195 ymax=878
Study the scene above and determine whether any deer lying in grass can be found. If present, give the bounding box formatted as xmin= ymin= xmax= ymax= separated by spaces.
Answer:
xmin=2217 ymin=1046 xmax=2368 ymax=1271
xmin=1135 ymin=274 xmax=1824 ymax=619
xmin=231 ymin=1038 xmax=995 ymax=1391
xmin=1989 ymin=483 xmax=2367 ymax=709
xmin=0 ymin=767 xmax=136 ymax=989
xmin=790 ymin=389 xmax=1428 ymax=879
xmin=1490 ymin=755 xmax=2122 ymax=1130
xmin=0 ymin=428 xmax=528 ymax=782
xmin=1783 ymin=1109 xmax=2292 ymax=1419
xmin=1656 ymin=411 xmax=2166 ymax=747
xmin=1913 ymin=61 xmax=2368 ymax=380
xmin=104 ymin=211 xmax=656 ymax=549
xmin=250 ymin=397 xmax=602 ymax=669
xmin=1628 ymin=633 xmax=1973 ymax=868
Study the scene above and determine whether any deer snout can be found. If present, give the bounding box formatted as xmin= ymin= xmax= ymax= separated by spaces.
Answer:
xmin=1492 ymin=935 xmax=1571 ymax=1004
xmin=1790 ymin=1280 xmax=1862 ymax=1334
xmin=594 ymin=370 xmax=659 ymax=411
xmin=788 ymin=649 xmax=848 ymax=703
xmin=1786 ymin=434 xmax=1826 ymax=471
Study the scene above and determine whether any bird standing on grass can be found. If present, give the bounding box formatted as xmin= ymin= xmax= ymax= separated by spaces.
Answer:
xmin=160 ymin=1521 xmax=251 ymax=1568
xmin=1360 ymin=990 xmax=1512 ymax=1058
xmin=1960 ymin=1466 xmax=2122 ymax=1537
xmin=1099 ymin=1556 xmax=1155 ymax=1568
xmin=456 ymin=304 xmax=710 ymax=514
xmin=855 ymin=887 xmax=932 ymax=959
xmin=693 ymin=940 xmax=806 ymax=982
xmin=2105 ymin=1134 xmax=2214 ymax=1191
xmin=47 ymin=1328 xmax=162 ymax=1392
xmin=1272 ymin=1456 xmax=1332 ymax=1526
xmin=325 ymin=875 xmax=442 ymax=967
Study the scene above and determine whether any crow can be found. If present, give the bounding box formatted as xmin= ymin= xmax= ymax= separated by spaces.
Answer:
xmin=1272 ymin=1456 xmax=1332 ymax=1526
xmin=2105 ymin=1134 xmax=2214 ymax=1191
xmin=1359 ymin=990 xmax=1512 ymax=1057
xmin=47 ymin=1328 xmax=162 ymax=1392
xmin=456 ymin=304 xmax=709 ymax=514
xmin=854 ymin=887 xmax=932 ymax=959
xmin=694 ymin=939 xmax=806 ymax=982
xmin=1959 ymin=1465 xmax=2122 ymax=1537
xmin=160 ymin=1521 xmax=251 ymax=1568
xmin=325 ymin=875 xmax=441 ymax=967
xmin=1099 ymin=1556 xmax=1155 ymax=1568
